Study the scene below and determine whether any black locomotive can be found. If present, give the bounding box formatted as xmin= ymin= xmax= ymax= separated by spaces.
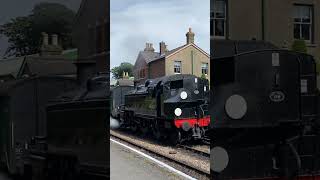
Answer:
xmin=121 ymin=74 xmax=210 ymax=143
xmin=0 ymin=74 xmax=109 ymax=180
xmin=210 ymin=41 xmax=320 ymax=179
xmin=45 ymin=74 xmax=109 ymax=179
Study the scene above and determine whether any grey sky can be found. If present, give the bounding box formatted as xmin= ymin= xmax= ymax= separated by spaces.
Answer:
xmin=110 ymin=0 xmax=210 ymax=68
xmin=0 ymin=0 xmax=81 ymax=57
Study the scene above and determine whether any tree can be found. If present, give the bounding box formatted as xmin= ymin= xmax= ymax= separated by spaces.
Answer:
xmin=291 ymin=39 xmax=307 ymax=54
xmin=0 ymin=2 xmax=75 ymax=57
xmin=111 ymin=62 xmax=134 ymax=79
xmin=0 ymin=17 xmax=34 ymax=57
xmin=30 ymin=3 xmax=75 ymax=49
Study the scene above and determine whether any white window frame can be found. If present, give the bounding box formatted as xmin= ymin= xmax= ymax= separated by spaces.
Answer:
xmin=211 ymin=0 xmax=226 ymax=39
xmin=174 ymin=61 xmax=182 ymax=74
xmin=293 ymin=5 xmax=313 ymax=43
xmin=201 ymin=63 xmax=209 ymax=75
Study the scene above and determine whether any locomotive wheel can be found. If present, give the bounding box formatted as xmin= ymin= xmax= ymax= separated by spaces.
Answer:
xmin=140 ymin=122 xmax=149 ymax=136
xmin=152 ymin=124 xmax=162 ymax=140
xmin=169 ymin=130 xmax=182 ymax=145
xmin=130 ymin=123 xmax=138 ymax=132
xmin=130 ymin=113 xmax=138 ymax=132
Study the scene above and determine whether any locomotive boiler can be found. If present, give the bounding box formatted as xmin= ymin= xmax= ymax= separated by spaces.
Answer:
xmin=121 ymin=74 xmax=210 ymax=143
xmin=209 ymin=48 xmax=320 ymax=179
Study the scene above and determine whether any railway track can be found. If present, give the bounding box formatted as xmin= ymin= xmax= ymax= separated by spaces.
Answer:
xmin=177 ymin=144 xmax=210 ymax=158
xmin=110 ymin=130 xmax=210 ymax=179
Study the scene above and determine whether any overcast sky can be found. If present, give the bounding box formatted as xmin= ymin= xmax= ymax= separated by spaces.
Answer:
xmin=0 ymin=0 xmax=81 ymax=57
xmin=110 ymin=0 xmax=210 ymax=68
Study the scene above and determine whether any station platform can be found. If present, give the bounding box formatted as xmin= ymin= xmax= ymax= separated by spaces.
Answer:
xmin=110 ymin=139 xmax=185 ymax=180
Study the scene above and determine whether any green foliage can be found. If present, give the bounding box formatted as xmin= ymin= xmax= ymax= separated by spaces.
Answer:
xmin=111 ymin=62 xmax=134 ymax=79
xmin=0 ymin=17 xmax=34 ymax=57
xmin=200 ymin=73 xmax=207 ymax=79
xmin=0 ymin=2 xmax=75 ymax=57
xmin=291 ymin=40 xmax=307 ymax=54
xmin=62 ymin=49 xmax=78 ymax=60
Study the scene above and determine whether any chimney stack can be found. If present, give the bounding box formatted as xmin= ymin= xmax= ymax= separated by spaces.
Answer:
xmin=52 ymin=34 xmax=58 ymax=46
xmin=40 ymin=33 xmax=63 ymax=56
xmin=186 ymin=28 xmax=195 ymax=44
xmin=42 ymin=32 xmax=48 ymax=46
xmin=159 ymin=41 xmax=166 ymax=55
xmin=144 ymin=42 xmax=155 ymax=52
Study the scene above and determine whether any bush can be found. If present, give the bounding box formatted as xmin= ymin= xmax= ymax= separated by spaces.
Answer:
xmin=201 ymin=73 xmax=207 ymax=79
xmin=291 ymin=40 xmax=307 ymax=54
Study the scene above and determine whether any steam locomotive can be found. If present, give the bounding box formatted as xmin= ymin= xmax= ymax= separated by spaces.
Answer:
xmin=210 ymin=41 xmax=320 ymax=179
xmin=0 ymin=74 xmax=109 ymax=180
xmin=121 ymin=74 xmax=210 ymax=143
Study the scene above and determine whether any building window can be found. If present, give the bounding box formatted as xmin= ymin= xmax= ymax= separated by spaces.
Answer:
xmin=211 ymin=0 xmax=226 ymax=38
xmin=293 ymin=5 xmax=313 ymax=42
xmin=174 ymin=61 xmax=182 ymax=74
xmin=201 ymin=63 xmax=209 ymax=75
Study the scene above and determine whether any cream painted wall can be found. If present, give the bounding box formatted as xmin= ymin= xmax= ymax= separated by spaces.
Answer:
xmin=165 ymin=45 xmax=210 ymax=81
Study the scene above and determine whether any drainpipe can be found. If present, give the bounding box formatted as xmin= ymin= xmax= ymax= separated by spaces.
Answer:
xmin=261 ymin=0 xmax=265 ymax=41
xmin=191 ymin=51 xmax=194 ymax=75
xmin=148 ymin=64 xmax=150 ymax=79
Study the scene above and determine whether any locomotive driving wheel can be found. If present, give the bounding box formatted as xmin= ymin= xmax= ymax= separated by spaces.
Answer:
xmin=169 ymin=130 xmax=182 ymax=144
xmin=152 ymin=121 xmax=162 ymax=140
xmin=130 ymin=122 xmax=138 ymax=132
xmin=129 ymin=112 xmax=138 ymax=132
xmin=140 ymin=120 xmax=149 ymax=136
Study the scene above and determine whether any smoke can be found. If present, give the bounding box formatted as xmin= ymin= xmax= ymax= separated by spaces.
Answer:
xmin=110 ymin=117 xmax=121 ymax=129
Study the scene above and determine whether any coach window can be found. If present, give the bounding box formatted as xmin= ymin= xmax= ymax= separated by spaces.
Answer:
xmin=174 ymin=61 xmax=182 ymax=74
xmin=201 ymin=63 xmax=209 ymax=75
xmin=293 ymin=5 xmax=313 ymax=43
xmin=211 ymin=0 xmax=226 ymax=39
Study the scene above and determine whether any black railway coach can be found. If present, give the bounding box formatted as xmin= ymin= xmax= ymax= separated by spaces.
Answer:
xmin=122 ymin=74 xmax=210 ymax=143
xmin=209 ymin=48 xmax=320 ymax=179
